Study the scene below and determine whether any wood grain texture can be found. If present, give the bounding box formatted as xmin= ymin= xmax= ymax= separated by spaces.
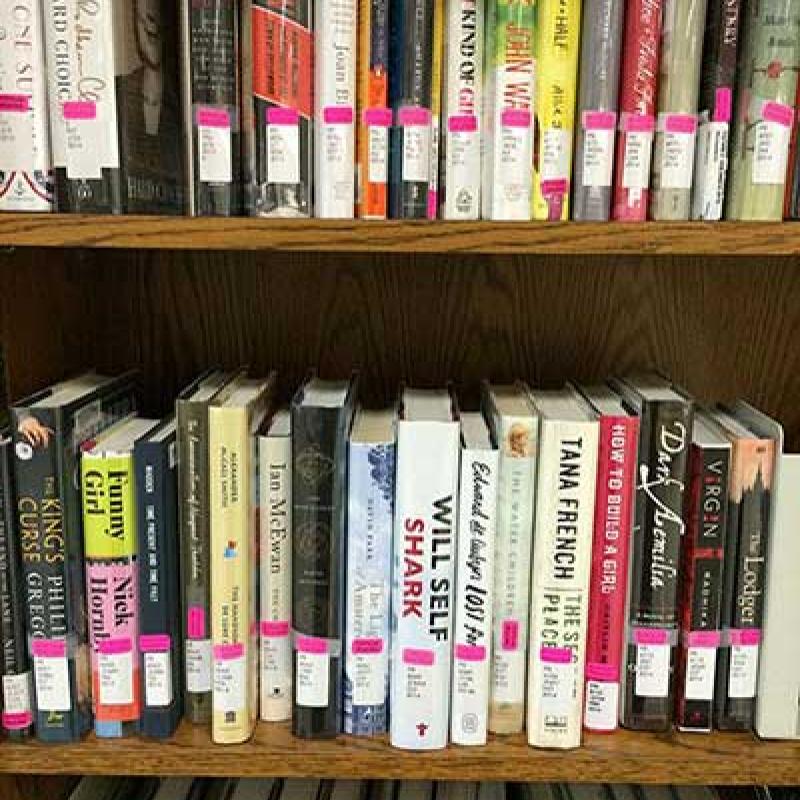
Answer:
xmin=1 ymin=214 xmax=800 ymax=254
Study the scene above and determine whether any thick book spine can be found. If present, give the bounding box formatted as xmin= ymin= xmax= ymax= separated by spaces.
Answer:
xmin=210 ymin=408 xmax=257 ymax=744
xmin=388 ymin=0 xmax=434 ymax=218
xmin=0 ymin=439 xmax=33 ymax=739
xmin=442 ymin=0 xmax=484 ymax=220
xmin=0 ymin=0 xmax=53 ymax=212
xmin=83 ymin=454 xmax=141 ymax=738
xmin=715 ymin=436 xmax=776 ymax=729
xmin=344 ymin=440 xmax=394 ymax=735
xmin=258 ymin=433 xmax=292 ymax=723
xmin=481 ymin=0 xmax=536 ymax=220
xmin=583 ymin=415 xmax=638 ymax=733
xmin=185 ymin=0 xmax=241 ymax=216
xmin=532 ymin=0 xmax=582 ymax=221
xmin=527 ymin=420 xmax=599 ymax=749
xmin=292 ymin=405 xmax=352 ymax=738
xmin=390 ymin=419 xmax=458 ymax=750
xmin=572 ymin=0 xmax=624 ymax=221
xmin=451 ymin=445 xmax=498 ymax=746
xmin=135 ymin=435 xmax=183 ymax=738
xmin=315 ymin=0 xmax=357 ymax=218
xmin=177 ymin=401 xmax=212 ymax=724
xmin=675 ymin=443 xmax=729 ymax=732
xmin=649 ymin=0 xmax=707 ymax=220
xmin=621 ymin=400 xmax=692 ymax=730
xmin=725 ymin=0 xmax=800 ymax=220
xmin=611 ymin=0 xmax=663 ymax=221
xmin=690 ymin=0 xmax=740 ymax=220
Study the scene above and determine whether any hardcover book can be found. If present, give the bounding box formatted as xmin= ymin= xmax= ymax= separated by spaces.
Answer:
xmin=526 ymin=390 xmax=599 ymax=749
xmin=612 ymin=373 xmax=693 ymax=731
xmin=292 ymin=376 xmax=356 ymax=738
xmin=82 ymin=416 xmax=159 ymax=738
xmin=344 ymin=407 xmax=396 ymax=735
xmin=390 ymin=388 xmax=459 ymax=750
xmin=12 ymin=372 xmax=136 ymax=742
xmin=135 ymin=417 xmax=184 ymax=738
xmin=451 ymin=412 xmax=498 ymax=746
xmin=482 ymin=383 xmax=538 ymax=735
xmin=675 ymin=411 xmax=731 ymax=732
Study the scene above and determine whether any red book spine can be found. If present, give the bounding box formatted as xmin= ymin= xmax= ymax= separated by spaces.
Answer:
xmin=611 ymin=0 xmax=663 ymax=220
xmin=583 ymin=414 xmax=639 ymax=732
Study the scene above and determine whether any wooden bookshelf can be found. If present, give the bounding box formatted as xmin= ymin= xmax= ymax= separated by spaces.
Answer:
xmin=0 ymin=724 xmax=799 ymax=784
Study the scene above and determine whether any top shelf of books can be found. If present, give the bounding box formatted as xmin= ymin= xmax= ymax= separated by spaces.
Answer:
xmin=0 ymin=215 xmax=799 ymax=255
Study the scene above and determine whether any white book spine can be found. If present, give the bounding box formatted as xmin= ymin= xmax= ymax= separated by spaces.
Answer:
xmin=451 ymin=444 xmax=498 ymax=745
xmin=42 ymin=0 xmax=69 ymax=169
xmin=443 ymin=0 xmax=484 ymax=220
xmin=0 ymin=0 xmax=52 ymax=211
xmin=691 ymin=114 xmax=729 ymax=220
xmin=315 ymin=0 xmax=357 ymax=218
xmin=258 ymin=433 xmax=292 ymax=722
xmin=527 ymin=419 xmax=598 ymax=749
xmin=390 ymin=419 xmax=459 ymax=750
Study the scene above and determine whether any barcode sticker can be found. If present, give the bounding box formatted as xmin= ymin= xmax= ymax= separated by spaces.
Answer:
xmin=365 ymin=107 xmax=391 ymax=184
xmin=400 ymin=107 xmax=431 ymax=183
xmin=659 ymin=114 xmax=697 ymax=189
xmin=322 ymin=106 xmax=354 ymax=196
xmin=144 ymin=652 xmax=173 ymax=708
xmin=0 ymin=94 xmax=33 ymax=171
xmin=352 ymin=638 xmax=386 ymax=706
xmin=64 ymin=101 xmax=102 ymax=180
xmin=491 ymin=649 xmax=525 ymax=704
xmin=542 ymin=128 xmax=571 ymax=182
xmin=729 ymin=643 xmax=759 ymax=699
xmin=213 ymin=644 xmax=246 ymax=714
xmin=261 ymin=621 xmax=292 ymax=702
xmin=584 ymin=680 xmax=619 ymax=731
xmin=691 ymin=119 xmax=728 ymax=220
xmin=197 ymin=107 xmax=232 ymax=184
xmin=634 ymin=643 xmax=670 ymax=698
xmin=622 ymin=131 xmax=654 ymax=191
xmin=498 ymin=110 xmax=532 ymax=201
xmin=98 ymin=639 xmax=134 ymax=706
xmin=32 ymin=640 xmax=71 ymax=713
xmin=540 ymin=648 xmax=574 ymax=716
xmin=267 ymin=107 xmax=300 ymax=185
xmin=185 ymin=639 xmax=212 ymax=694
xmin=753 ymin=104 xmax=792 ymax=185
xmin=685 ymin=646 xmax=716 ymax=701
xmin=2 ymin=672 xmax=32 ymax=717
xmin=296 ymin=646 xmax=329 ymax=708
xmin=582 ymin=111 xmax=616 ymax=188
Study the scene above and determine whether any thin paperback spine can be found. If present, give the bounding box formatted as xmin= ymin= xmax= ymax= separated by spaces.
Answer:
xmin=649 ymin=0 xmax=707 ymax=220
xmin=442 ymin=0 xmax=484 ymax=220
xmin=43 ymin=0 xmax=70 ymax=208
xmin=451 ymin=444 xmax=498 ymax=746
xmin=572 ymin=0 xmax=624 ymax=221
xmin=612 ymin=0 xmax=663 ymax=221
xmin=344 ymin=439 xmax=395 ymax=735
xmin=427 ymin=0 xmax=445 ymax=219
xmin=481 ymin=0 xmax=536 ymax=220
xmin=532 ymin=0 xmax=582 ymax=221
xmin=315 ymin=0 xmax=357 ymax=218
xmin=0 ymin=0 xmax=53 ymax=212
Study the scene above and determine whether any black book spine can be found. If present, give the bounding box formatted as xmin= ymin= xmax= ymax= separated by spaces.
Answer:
xmin=0 ymin=437 xmax=32 ymax=739
xmin=136 ymin=432 xmax=183 ymax=738
xmin=623 ymin=399 xmax=693 ymax=731
xmin=291 ymin=403 xmax=352 ymax=737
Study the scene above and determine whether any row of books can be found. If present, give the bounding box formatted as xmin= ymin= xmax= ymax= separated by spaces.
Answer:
xmin=1 ymin=370 xmax=799 ymax=750
xmin=3 ymin=1 xmax=800 ymax=221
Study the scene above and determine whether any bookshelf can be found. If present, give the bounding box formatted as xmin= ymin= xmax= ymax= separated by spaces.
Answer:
xmin=0 ymin=216 xmax=799 ymax=795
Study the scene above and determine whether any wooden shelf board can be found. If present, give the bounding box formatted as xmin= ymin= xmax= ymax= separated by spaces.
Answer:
xmin=0 ymin=723 xmax=798 ymax=783
xmin=0 ymin=214 xmax=799 ymax=254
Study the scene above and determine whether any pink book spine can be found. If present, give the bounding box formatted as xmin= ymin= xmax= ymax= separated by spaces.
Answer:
xmin=583 ymin=414 xmax=639 ymax=732
xmin=611 ymin=0 xmax=664 ymax=220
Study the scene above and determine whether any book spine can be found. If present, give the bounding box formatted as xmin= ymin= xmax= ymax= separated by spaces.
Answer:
xmin=611 ymin=0 xmax=663 ymax=220
xmin=583 ymin=415 xmax=638 ymax=733
xmin=0 ymin=441 xmax=33 ymax=739
xmin=390 ymin=419 xmax=458 ymax=750
xmin=726 ymin=0 xmax=800 ymax=220
xmin=784 ymin=81 xmax=800 ymax=218
xmin=292 ymin=405 xmax=350 ymax=738
xmin=210 ymin=408 xmax=256 ymax=744
xmin=427 ymin=0 xmax=445 ymax=219
xmin=675 ymin=443 xmax=729 ymax=732
xmin=716 ymin=437 xmax=776 ymax=729
xmin=532 ymin=0 xmax=582 ymax=221
xmin=315 ymin=0 xmax=357 ymax=218
xmin=649 ymin=0 xmax=707 ymax=220
xmin=136 ymin=436 xmax=182 ymax=739
xmin=42 ymin=0 xmax=70 ymax=193
xmin=356 ymin=0 xmax=391 ymax=219
xmin=177 ymin=401 xmax=212 ymax=724
xmin=690 ymin=0 xmax=740 ymax=220
xmin=489 ymin=417 xmax=537 ymax=734
xmin=82 ymin=454 xmax=141 ymax=738
xmin=621 ymin=400 xmax=692 ymax=730
xmin=344 ymin=440 xmax=394 ymax=735
xmin=388 ymin=0 xmax=434 ymax=219
xmin=451 ymin=445 xmax=498 ymax=746
xmin=572 ymin=0 xmax=624 ymax=221
xmin=442 ymin=0 xmax=484 ymax=220
xmin=259 ymin=433 xmax=293 ymax=723
xmin=0 ymin=0 xmax=53 ymax=212
xmin=187 ymin=0 xmax=241 ymax=216
xmin=481 ymin=0 xmax=536 ymax=220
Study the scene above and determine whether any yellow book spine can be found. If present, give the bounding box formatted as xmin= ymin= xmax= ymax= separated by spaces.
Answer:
xmin=532 ymin=0 xmax=581 ymax=220
xmin=428 ymin=0 xmax=445 ymax=219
